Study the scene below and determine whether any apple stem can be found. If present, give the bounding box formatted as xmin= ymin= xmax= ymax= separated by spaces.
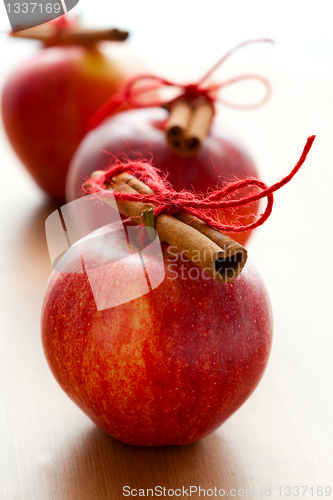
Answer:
xmin=141 ymin=208 xmax=156 ymax=243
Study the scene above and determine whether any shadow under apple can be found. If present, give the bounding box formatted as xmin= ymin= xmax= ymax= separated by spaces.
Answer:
xmin=39 ymin=423 xmax=245 ymax=500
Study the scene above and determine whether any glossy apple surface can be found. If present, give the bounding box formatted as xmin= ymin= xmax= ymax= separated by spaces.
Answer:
xmin=67 ymin=107 xmax=260 ymax=245
xmin=1 ymin=44 xmax=133 ymax=202
xmin=41 ymin=224 xmax=273 ymax=446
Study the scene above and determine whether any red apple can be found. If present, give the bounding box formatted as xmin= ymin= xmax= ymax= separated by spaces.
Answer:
xmin=66 ymin=107 xmax=260 ymax=245
xmin=1 ymin=29 xmax=141 ymax=203
xmin=41 ymin=222 xmax=273 ymax=446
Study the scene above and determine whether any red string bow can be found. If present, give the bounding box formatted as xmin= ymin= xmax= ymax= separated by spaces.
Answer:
xmin=86 ymin=136 xmax=315 ymax=234
xmin=88 ymin=38 xmax=274 ymax=130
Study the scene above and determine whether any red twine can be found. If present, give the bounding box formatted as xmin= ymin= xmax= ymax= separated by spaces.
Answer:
xmin=88 ymin=38 xmax=274 ymax=130
xmin=85 ymin=136 xmax=315 ymax=234
xmin=48 ymin=13 xmax=74 ymax=31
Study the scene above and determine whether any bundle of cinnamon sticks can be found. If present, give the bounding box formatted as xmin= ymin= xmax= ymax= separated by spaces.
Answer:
xmin=166 ymin=99 xmax=215 ymax=157
xmin=89 ymin=170 xmax=247 ymax=284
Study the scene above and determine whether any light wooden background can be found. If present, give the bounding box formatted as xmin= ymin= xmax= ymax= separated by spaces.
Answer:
xmin=1 ymin=1 xmax=333 ymax=498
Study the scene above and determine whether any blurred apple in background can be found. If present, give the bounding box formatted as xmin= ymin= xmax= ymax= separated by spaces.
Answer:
xmin=66 ymin=107 xmax=260 ymax=245
xmin=1 ymin=18 xmax=145 ymax=203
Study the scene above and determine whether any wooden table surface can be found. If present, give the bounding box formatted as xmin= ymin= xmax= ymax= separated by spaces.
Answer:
xmin=1 ymin=4 xmax=333 ymax=499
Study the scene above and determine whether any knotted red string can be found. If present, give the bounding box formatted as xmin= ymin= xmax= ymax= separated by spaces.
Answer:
xmin=49 ymin=14 xmax=75 ymax=31
xmin=88 ymin=38 xmax=274 ymax=130
xmin=85 ymin=136 xmax=315 ymax=233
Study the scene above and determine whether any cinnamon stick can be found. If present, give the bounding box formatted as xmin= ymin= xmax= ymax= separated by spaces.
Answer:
xmin=111 ymin=178 xmax=227 ymax=282
xmin=176 ymin=213 xmax=247 ymax=279
xmin=112 ymin=180 xmax=152 ymax=222
xmin=166 ymin=100 xmax=192 ymax=155
xmin=114 ymin=172 xmax=154 ymax=195
xmin=184 ymin=101 xmax=215 ymax=155
xmin=90 ymin=171 xmax=247 ymax=283
xmin=166 ymin=99 xmax=215 ymax=157
xmin=113 ymin=172 xmax=247 ymax=280
xmin=11 ymin=26 xmax=128 ymax=45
